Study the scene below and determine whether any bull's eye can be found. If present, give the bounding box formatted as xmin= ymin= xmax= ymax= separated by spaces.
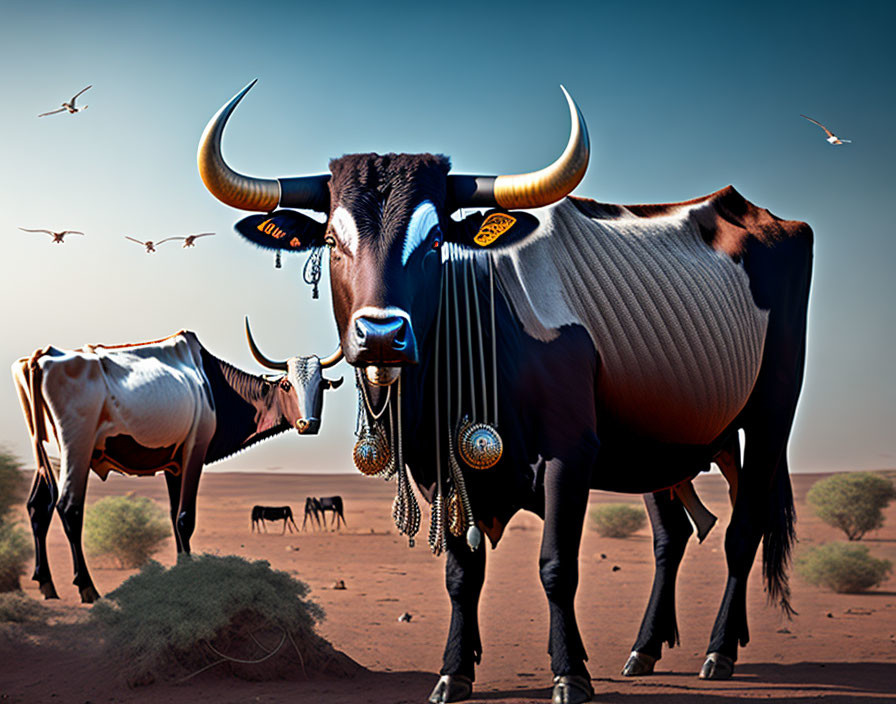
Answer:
xmin=432 ymin=237 xmax=441 ymax=249
xmin=323 ymin=234 xmax=337 ymax=249
xmin=279 ymin=378 xmax=292 ymax=391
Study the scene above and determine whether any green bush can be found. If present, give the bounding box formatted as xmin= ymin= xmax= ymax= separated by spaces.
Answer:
xmin=0 ymin=522 xmax=31 ymax=592
xmin=84 ymin=495 xmax=170 ymax=568
xmin=807 ymin=473 xmax=896 ymax=540
xmin=0 ymin=592 xmax=49 ymax=623
xmin=589 ymin=503 xmax=647 ymax=538
xmin=0 ymin=448 xmax=28 ymax=520
xmin=796 ymin=542 xmax=892 ymax=593
xmin=92 ymin=554 xmax=353 ymax=683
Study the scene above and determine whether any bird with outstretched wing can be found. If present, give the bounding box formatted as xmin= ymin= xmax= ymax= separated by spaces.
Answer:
xmin=38 ymin=85 xmax=91 ymax=117
xmin=19 ymin=227 xmax=84 ymax=243
xmin=800 ymin=114 xmax=852 ymax=145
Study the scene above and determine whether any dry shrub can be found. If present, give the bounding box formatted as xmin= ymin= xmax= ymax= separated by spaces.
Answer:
xmin=589 ymin=503 xmax=646 ymax=538
xmin=0 ymin=448 xmax=28 ymax=519
xmin=0 ymin=592 xmax=49 ymax=623
xmin=84 ymin=494 xmax=170 ymax=568
xmin=0 ymin=523 xmax=30 ymax=593
xmin=807 ymin=472 xmax=896 ymax=540
xmin=91 ymin=554 xmax=359 ymax=684
xmin=796 ymin=543 xmax=892 ymax=593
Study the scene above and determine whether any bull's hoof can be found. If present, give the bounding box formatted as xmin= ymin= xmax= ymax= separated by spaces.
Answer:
xmin=79 ymin=584 xmax=101 ymax=604
xmin=39 ymin=581 xmax=59 ymax=600
xmin=699 ymin=652 xmax=734 ymax=680
xmin=552 ymin=674 xmax=593 ymax=704
xmin=428 ymin=674 xmax=472 ymax=703
xmin=621 ymin=650 xmax=656 ymax=676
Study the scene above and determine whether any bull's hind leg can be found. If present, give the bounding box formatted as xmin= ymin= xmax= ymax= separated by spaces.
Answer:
xmin=622 ymin=489 xmax=693 ymax=676
xmin=701 ymin=230 xmax=809 ymax=679
xmin=429 ymin=533 xmax=485 ymax=704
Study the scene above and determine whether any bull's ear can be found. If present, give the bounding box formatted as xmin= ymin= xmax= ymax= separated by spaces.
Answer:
xmin=234 ymin=209 xmax=326 ymax=251
xmin=324 ymin=376 xmax=344 ymax=390
xmin=443 ymin=209 xmax=540 ymax=249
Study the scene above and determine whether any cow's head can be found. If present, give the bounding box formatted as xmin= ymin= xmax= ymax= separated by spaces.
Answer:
xmin=200 ymin=81 xmax=589 ymax=379
xmin=244 ymin=318 xmax=343 ymax=434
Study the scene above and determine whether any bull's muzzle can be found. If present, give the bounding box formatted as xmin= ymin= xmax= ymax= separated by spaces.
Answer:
xmin=351 ymin=315 xmax=418 ymax=365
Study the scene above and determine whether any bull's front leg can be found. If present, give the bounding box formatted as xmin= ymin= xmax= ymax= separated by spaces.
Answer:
xmin=622 ymin=490 xmax=693 ymax=676
xmin=428 ymin=532 xmax=485 ymax=704
xmin=540 ymin=447 xmax=596 ymax=704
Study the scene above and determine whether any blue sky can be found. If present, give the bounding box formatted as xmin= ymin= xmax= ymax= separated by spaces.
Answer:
xmin=0 ymin=0 xmax=893 ymax=474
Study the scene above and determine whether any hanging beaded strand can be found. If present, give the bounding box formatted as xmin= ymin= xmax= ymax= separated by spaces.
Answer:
xmin=428 ymin=265 xmax=448 ymax=556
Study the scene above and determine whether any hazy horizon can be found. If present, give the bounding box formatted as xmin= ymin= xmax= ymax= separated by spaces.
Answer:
xmin=1 ymin=0 xmax=894 ymax=477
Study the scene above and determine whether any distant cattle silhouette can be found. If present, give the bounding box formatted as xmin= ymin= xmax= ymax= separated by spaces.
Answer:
xmin=251 ymin=505 xmax=298 ymax=533
xmin=317 ymin=496 xmax=346 ymax=529
xmin=302 ymin=497 xmax=323 ymax=531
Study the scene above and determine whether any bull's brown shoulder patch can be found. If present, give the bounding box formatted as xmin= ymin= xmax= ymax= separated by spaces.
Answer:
xmin=474 ymin=213 xmax=517 ymax=247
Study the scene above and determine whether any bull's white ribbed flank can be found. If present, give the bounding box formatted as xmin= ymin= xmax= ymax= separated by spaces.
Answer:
xmin=491 ymin=198 xmax=768 ymax=445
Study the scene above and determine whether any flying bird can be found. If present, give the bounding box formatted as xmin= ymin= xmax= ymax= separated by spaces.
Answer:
xmin=800 ymin=114 xmax=852 ymax=145
xmin=165 ymin=232 xmax=216 ymax=248
xmin=19 ymin=227 xmax=84 ymax=244
xmin=38 ymin=85 xmax=92 ymax=117
xmin=125 ymin=236 xmax=180 ymax=253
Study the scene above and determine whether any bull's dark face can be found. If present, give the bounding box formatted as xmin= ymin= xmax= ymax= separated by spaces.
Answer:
xmin=325 ymin=154 xmax=450 ymax=369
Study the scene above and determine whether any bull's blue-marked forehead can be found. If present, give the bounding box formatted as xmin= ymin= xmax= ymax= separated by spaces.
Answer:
xmin=402 ymin=200 xmax=439 ymax=266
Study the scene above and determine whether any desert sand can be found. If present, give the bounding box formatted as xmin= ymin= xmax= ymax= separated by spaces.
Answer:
xmin=2 ymin=470 xmax=895 ymax=703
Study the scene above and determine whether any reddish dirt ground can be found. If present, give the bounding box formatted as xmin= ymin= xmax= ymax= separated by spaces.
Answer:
xmin=2 ymin=471 xmax=895 ymax=703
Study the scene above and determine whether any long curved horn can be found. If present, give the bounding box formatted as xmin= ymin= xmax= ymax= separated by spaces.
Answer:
xmin=198 ymin=80 xmax=330 ymax=212
xmin=244 ymin=317 xmax=288 ymax=371
xmin=319 ymin=346 xmax=343 ymax=368
xmin=448 ymin=86 xmax=590 ymax=210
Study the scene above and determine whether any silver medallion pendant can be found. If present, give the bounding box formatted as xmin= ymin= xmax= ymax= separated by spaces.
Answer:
xmin=457 ymin=415 xmax=503 ymax=470
xmin=353 ymin=425 xmax=392 ymax=476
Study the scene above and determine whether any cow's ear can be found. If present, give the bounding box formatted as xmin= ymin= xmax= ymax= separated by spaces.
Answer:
xmin=234 ymin=209 xmax=326 ymax=251
xmin=444 ymin=209 xmax=540 ymax=249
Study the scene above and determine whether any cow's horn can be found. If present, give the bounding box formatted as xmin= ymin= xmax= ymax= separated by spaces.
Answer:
xmin=198 ymin=80 xmax=330 ymax=212
xmin=319 ymin=347 xmax=343 ymax=368
xmin=244 ymin=317 xmax=288 ymax=371
xmin=448 ymin=86 xmax=590 ymax=210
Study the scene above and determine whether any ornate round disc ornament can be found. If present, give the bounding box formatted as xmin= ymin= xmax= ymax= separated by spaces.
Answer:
xmin=458 ymin=421 xmax=503 ymax=470
xmin=365 ymin=365 xmax=401 ymax=387
xmin=353 ymin=427 xmax=391 ymax=476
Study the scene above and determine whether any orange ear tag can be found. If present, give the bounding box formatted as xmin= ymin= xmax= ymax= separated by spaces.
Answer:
xmin=474 ymin=213 xmax=516 ymax=247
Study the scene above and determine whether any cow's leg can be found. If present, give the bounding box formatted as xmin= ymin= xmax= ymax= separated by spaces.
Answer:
xmin=429 ymin=532 xmax=485 ymax=704
xmin=27 ymin=461 xmax=59 ymax=599
xmin=281 ymin=516 xmax=287 ymax=534
xmin=540 ymin=449 xmax=595 ymax=704
xmin=55 ymin=442 xmax=100 ymax=603
xmin=622 ymin=490 xmax=693 ymax=676
xmin=164 ymin=470 xmax=184 ymax=553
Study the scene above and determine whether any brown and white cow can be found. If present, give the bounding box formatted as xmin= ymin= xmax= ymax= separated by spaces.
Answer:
xmin=12 ymin=325 xmax=341 ymax=602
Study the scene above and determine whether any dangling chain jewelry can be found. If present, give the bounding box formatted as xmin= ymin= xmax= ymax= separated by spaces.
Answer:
xmin=429 ymin=267 xmax=448 ymax=556
xmin=353 ymin=372 xmax=393 ymax=477
xmin=303 ymin=247 xmax=323 ymax=299
xmin=390 ymin=377 xmax=420 ymax=546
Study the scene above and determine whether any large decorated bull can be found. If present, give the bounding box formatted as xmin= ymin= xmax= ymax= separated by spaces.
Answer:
xmin=198 ymin=81 xmax=812 ymax=704
xmin=13 ymin=325 xmax=341 ymax=602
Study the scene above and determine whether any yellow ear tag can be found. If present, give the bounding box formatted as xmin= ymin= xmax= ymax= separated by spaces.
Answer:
xmin=257 ymin=219 xmax=286 ymax=239
xmin=474 ymin=213 xmax=516 ymax=247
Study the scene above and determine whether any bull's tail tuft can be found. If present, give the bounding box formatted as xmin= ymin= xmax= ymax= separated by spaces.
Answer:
xmin=762 ymin=463 xmax=797 ymax=618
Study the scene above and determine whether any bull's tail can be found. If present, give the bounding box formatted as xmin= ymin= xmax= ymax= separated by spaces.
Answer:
xmin=11 ymin=351 xmax=57 ymax=502
xmin=762 ymin=461 xmax=796 ymax=617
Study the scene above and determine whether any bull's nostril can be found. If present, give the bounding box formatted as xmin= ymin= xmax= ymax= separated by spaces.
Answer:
xmin=354 ymin=320 xmax=368 ymax=342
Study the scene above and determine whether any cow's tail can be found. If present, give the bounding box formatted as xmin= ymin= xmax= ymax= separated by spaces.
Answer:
xmin=762 ymin=461 xmax=796 ymax=618
xmin=12 ymin=352 xmax=57 ymax=500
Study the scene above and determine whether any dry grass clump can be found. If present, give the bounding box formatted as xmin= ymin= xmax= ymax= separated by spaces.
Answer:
xmin=796 ymin=543 xmax=892 ymax=593
xmin=91 ymin=554 xmax=358 ymax=685
xmin=589 ymin=503 xmax=646 ymax=538
xmin=0 ymin=449 xmax=30 ymax=592
xmin=0 ymin=592 xmax=49 ymax=623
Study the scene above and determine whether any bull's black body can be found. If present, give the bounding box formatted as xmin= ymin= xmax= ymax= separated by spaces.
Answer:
xmin=251 ymin=505 xmax=298 ymax=533
xmin=317 ymin=495 xmax=346 ymax=528
xmin=204 ymin=86 xmax=812 ymax=697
